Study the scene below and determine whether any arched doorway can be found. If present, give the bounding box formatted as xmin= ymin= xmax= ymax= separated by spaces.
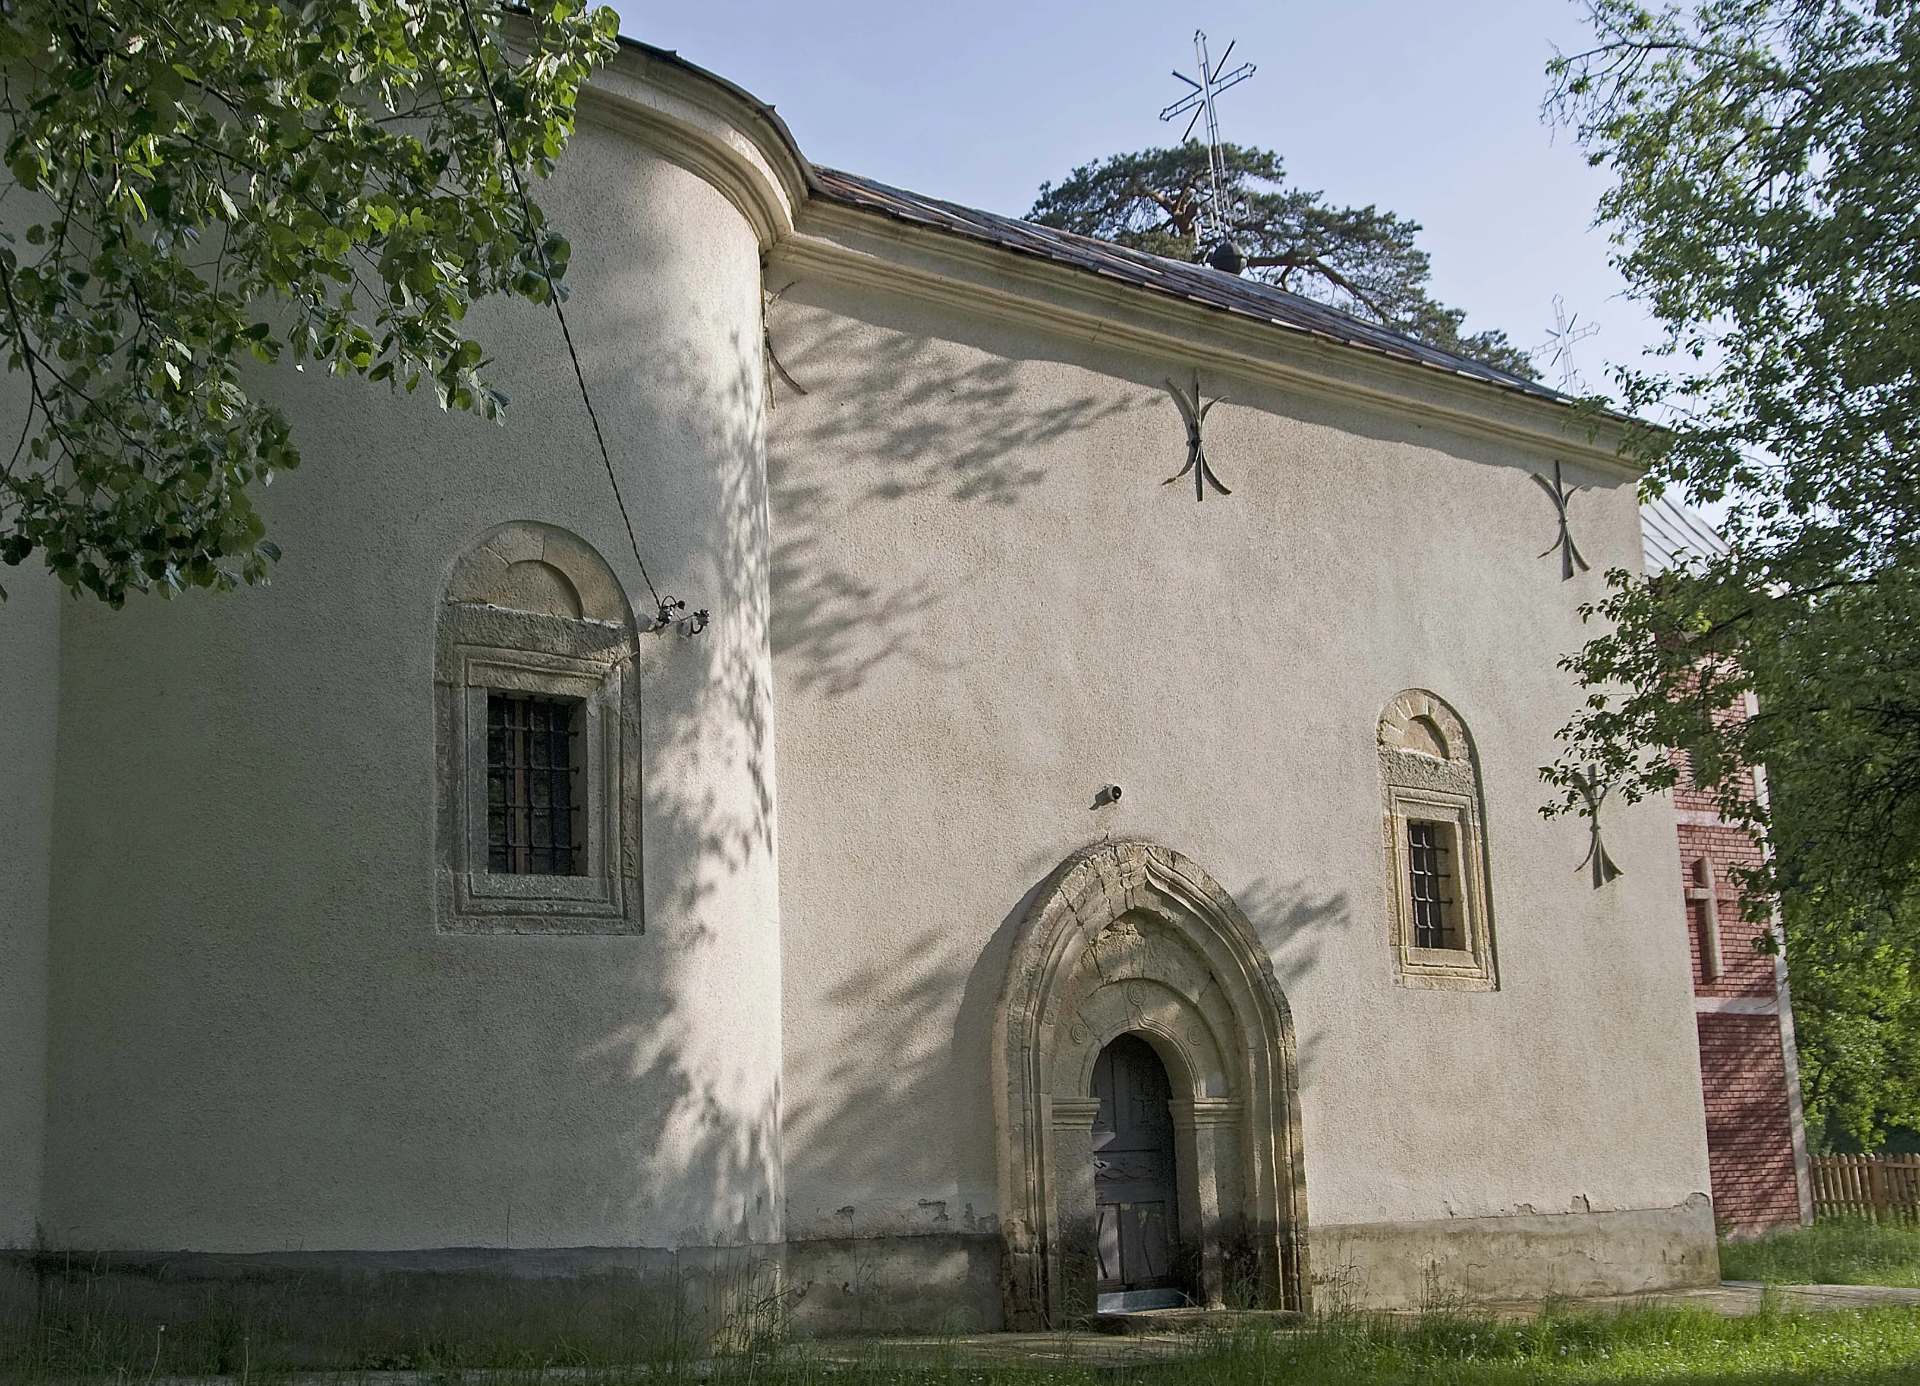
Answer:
xmin=1092 ymin=1034 xmax=1181 ymax=1310
xmin=993 ymin=842 xmax=1309 ymax=1327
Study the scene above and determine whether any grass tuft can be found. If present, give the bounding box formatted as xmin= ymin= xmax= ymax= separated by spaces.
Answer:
xmin=1720 ymin=1217 xmax=1920 ymax=1287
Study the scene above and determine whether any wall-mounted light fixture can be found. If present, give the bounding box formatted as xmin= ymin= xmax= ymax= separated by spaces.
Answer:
xmin=649 ymin=597 xmax=710 ymax=637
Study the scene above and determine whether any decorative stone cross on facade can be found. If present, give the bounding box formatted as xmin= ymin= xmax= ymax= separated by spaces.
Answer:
xmin=1571 ymin=765 xmax=1624 ymax=889
xmin=1533 ymin=461 xmax=1590 ymax=580
xmin=1165 ymin=373 xmax=1232 ymax=501
xmin=763 ymin=282 xmax=808 ymax=401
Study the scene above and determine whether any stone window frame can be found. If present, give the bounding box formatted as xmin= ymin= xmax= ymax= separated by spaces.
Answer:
xmin=1377 ymin=690 xmax=1497 ymax=991
xmin=435 ymin=522 xmax=643 ymax=935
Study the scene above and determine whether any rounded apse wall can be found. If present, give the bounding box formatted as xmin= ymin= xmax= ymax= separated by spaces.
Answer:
xmin=36 ymin=58 xmax=789 ymax=1257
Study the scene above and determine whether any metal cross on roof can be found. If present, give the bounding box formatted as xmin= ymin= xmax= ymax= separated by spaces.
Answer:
xmin=1159 ymin=30 xmax=1256 ymax=250
xmin=1571 ymin=766 xmax=1624 ymax=889
xmin=1533 ymin=460 xmax=1591 ymax=581
xmin=1165 ymin=373 xmax=1231 ymax=500
xmin=1532 ymin=294 xmax=1600 ymax=393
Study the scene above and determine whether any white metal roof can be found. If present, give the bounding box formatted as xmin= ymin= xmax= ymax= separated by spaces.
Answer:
xmin=1642 ymin=494 xmax=1729 ymax=573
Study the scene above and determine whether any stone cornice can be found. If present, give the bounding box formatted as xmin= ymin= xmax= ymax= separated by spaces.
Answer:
xmin=775 ymin=203 xmax=1640 ymax=479
xmin=579 ymin=42 xmax=810 ymax=248
xmin=572 ymin=39 xmax=1640 ymax=475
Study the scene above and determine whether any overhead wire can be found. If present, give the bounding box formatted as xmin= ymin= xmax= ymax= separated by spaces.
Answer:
xmin=453 ymin=0 xmax=670 ymax=618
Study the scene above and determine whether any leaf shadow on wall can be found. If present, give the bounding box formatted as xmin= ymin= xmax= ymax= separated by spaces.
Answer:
xmin=765 ymin=300 xmax=1133 ymax=701
xmin=148 ymin=275 xmax=795 ymax=1260
xmin=556 ymin=313 xmax=783 ymax=1252
xmin=1229 ymin=874 xmax=1355 ymax=1101
xmin=779 ymin=852 xmax=1352 ymax=1243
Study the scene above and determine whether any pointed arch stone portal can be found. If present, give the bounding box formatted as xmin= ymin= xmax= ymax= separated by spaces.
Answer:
xmin=993 ymin=843 xmax=1309 ymax=1326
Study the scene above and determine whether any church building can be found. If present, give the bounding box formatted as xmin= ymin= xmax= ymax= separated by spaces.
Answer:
xmin=0 ymin=39 xmax=1724 ymax=1331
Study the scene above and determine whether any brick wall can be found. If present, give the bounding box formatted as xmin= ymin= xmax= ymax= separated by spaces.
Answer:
xmin=1672 ymin=743 xmax=1808 ymax=1233
xmin=1696 ymin=1012 xmax=1804 ymax=1230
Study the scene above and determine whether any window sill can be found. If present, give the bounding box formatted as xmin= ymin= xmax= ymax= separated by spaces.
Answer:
xmin=1397 ymin=947 xmax=1498 ymax=991
xmin=1405 ymin=946 xmax=1481 ymax=968
xmin=467 ymin=871 xmax=608 ymax=903
xmin=436 ymin=867 xmax=637 ymax=934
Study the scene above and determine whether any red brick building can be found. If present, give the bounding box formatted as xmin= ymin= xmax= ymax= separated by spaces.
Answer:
xmin=1644 ymin=499 xmax=1814 ymax=1235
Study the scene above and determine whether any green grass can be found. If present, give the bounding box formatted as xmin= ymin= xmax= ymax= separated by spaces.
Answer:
xmin=1720 ymin=1218 xmax=1920 ymax=1287
xmin=7 ymin=1296 xmax=1920 ymax=1386
xmin=1125 ymin=1308 xmax=1920 ymax=1385
xmin=8 ymin=1251 xmax=1920 ymax=1386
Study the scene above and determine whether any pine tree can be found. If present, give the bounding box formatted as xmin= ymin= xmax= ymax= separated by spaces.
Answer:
xmin=1030 ymin=142 xmax=1536 ymax=379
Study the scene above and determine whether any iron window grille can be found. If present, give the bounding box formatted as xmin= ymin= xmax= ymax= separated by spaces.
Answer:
xmin=487 ymin=693 xmax=583 ymax=875
xmin=1407 ymin=820 xmax=1459 ymax=950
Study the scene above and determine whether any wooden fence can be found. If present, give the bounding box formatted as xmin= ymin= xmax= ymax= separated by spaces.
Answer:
xmin=1811 ymin=1154 xmax=1920 ymax=1222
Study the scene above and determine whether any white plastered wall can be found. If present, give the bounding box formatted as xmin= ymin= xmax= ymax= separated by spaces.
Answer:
xmin=762 ymin=263 xmax=1712 ymax=1249
xmin=35 ymin=111 xmax=784 ymax=1254
xmin=0 ymin=559 xmax=60 ymax=1247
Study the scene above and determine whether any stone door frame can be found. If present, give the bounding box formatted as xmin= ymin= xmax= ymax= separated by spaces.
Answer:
xmin=993 ymin=842 xmax=1309 ymax=1327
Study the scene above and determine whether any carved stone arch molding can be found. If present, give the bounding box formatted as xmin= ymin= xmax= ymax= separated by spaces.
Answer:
xmin=435 ymin=522 xmax=643 ymax=934
xmin=993 ymin=842 xmax=1309 ymax=1327
xmin=443 ymin=520 xmax=634 ymax=627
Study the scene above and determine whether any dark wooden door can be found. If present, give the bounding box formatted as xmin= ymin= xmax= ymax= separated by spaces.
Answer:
xmin=1090 ymin=1034 xmax=1178 ymax=1297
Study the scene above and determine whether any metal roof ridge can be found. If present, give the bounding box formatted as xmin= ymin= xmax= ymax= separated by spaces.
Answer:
xmin=807 ymin=165 xmax=1585 ymax=412
xmin=607 ymin=41 xmax=1631 ymax=429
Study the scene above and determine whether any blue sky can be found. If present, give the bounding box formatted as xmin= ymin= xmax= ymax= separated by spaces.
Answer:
xmin=618 ymin=0 xmax=1653 ymax=392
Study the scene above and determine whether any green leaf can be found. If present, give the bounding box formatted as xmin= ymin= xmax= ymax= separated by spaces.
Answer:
xmin=148 ymin=60 xmax=185 ymax=105
xmin=1545 ymin=0 xmax=1920 ymax=1146
xmin=0 ymin=0 xmax=616 ymax=605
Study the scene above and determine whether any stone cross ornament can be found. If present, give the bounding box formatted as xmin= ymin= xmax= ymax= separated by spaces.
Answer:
xmin=763 ymin=282 xmax=808 ymax=400
xmin=1533 ymin=460 xmax=1590 ymax=580
xmin=1571 ymin=765 xmax=1624 ymax=889
xmin=1165 ymin=373 xmax=1232 ymax=500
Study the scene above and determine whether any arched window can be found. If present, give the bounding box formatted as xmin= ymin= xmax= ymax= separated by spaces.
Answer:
xmin=1377 ymin=690 xmax=1497 ymax=990
xmin=435 ymin=522 xmax=641 ymax=934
